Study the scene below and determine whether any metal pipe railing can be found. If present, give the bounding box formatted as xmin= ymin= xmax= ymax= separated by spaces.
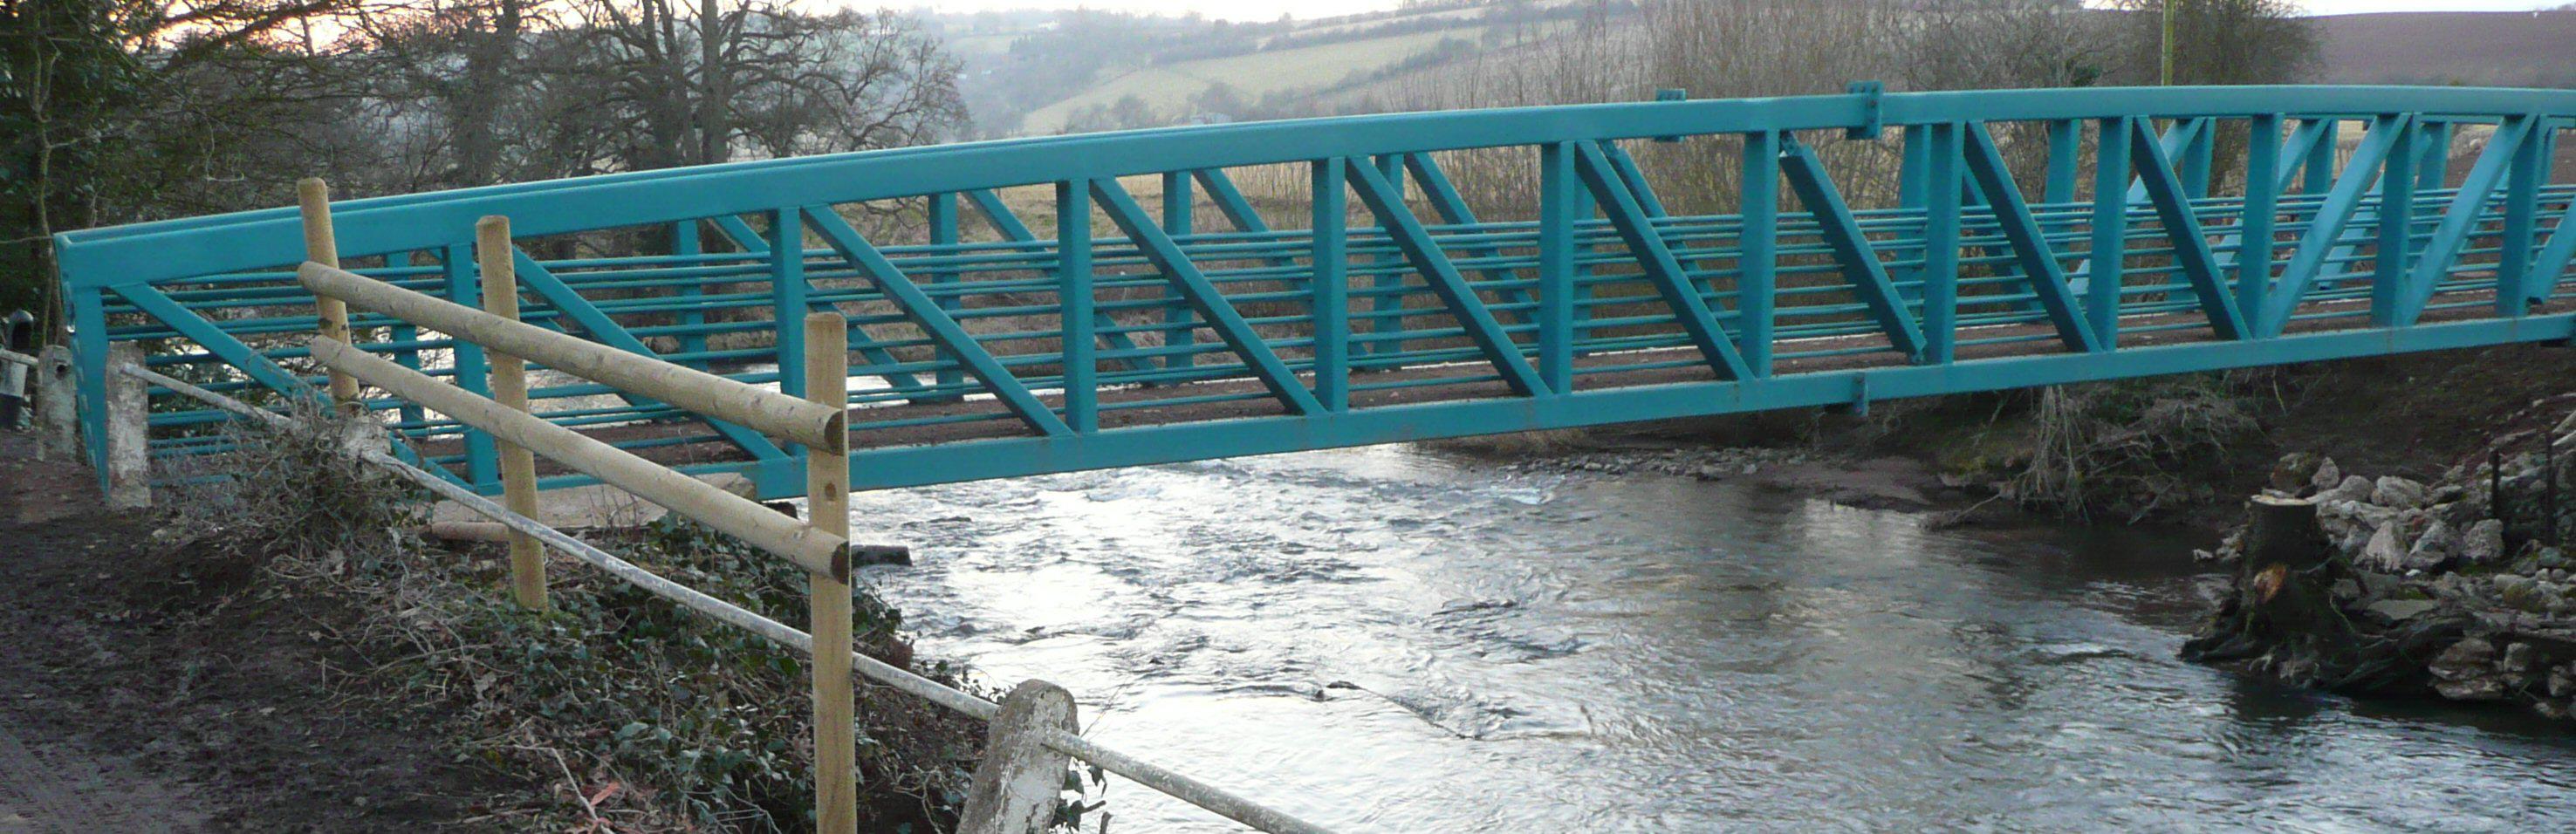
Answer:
xmin=113 ymin=346 xmax=1342 ymax=834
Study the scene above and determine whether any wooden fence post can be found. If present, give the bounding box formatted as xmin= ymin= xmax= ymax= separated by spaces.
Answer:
xmin=34 ymin=345 xmax=77 ymax=461
xmin=805 ymin=312 xmax=855 ymax=834
xmin=298 ymin=178 xmax=360 ymax=414
xmin=478 ymin=215 xmax=547 ymax=612
xmin=960 ymin=680 xmax=1079 ymax=834
xmin=104 ymin=343 xmax=150 ymax=509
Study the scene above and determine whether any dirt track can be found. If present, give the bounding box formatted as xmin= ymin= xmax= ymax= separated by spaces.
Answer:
xmin=0 ymin=432 xmax=527 ymax=831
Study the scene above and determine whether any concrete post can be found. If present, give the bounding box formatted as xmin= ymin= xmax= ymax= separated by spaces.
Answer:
xmin=960 ymin=680 xmax=1079 ymax=834
xmin=104 ymin=344 xmax=150 ymax=509
xmin=34 ymin=345 xmax=76 ymax=461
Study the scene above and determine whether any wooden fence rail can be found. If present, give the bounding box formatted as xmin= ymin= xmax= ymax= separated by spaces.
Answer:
xmin=251 ymin=183 xmax=1339 ymax=834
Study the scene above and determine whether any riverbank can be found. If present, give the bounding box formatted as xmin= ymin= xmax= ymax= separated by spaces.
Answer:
xmin=1444 ymin=342 xmax=2576 ymax=726
xmin=0 ymin=421 xmax=990 ymax=831
xmin=0 ymin=431 xmax=531 ymax=830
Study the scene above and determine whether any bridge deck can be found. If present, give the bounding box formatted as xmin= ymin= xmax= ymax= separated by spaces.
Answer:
xmin=446 ymin=288 xmax=2561 ymax=486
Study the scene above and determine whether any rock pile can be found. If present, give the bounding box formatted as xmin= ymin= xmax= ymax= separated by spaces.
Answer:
xmin=2187 ymin=421 xmax=2576 ymax=722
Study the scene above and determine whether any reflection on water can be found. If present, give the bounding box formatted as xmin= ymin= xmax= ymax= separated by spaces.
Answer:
xmin=854 ymin=445 xmax=2576 ymax=831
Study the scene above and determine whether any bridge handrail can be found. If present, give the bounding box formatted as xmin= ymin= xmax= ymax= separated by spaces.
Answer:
xmin=54 ymin=85 xmax=2576 ymax=289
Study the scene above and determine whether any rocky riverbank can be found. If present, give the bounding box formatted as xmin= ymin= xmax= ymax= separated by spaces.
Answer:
xmin=2186 ymin=417 xmax=2576 ymax=723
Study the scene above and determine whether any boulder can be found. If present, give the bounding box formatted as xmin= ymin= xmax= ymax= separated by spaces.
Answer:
xmin=2461 ymin=519 xmax=2508 ymax=564
xmin=2407 ymin=519 xmax=2460 ymax=569
xmin=2431 ymin=639 xmax=2508 ymax=701
xmin=2373 ymin=475 xmax=2429 ymax=509
xmin=2271 ymin=452 xmax=2324 ymax=493
xmin=2360 ymin=522 xmax=2408 ymax=572
xmin=2365 ymin=598 xmax=2440 ymax=623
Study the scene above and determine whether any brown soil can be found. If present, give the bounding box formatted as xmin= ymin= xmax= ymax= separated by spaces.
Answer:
xmin=0 ymin=432 xmax=534 ymax=832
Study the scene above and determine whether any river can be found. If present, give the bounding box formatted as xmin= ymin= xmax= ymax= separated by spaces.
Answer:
xmin=853 ymin=445 xmax=2576 ymax=831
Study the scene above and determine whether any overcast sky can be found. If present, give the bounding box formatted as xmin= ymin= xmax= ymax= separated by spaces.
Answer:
xmin=905 ymin=1 xmax=2566 ymax=24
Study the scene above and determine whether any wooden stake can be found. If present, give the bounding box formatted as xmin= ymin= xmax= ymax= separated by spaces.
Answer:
xmin=479 ymin=215 xmax=546 ymax=612
xmin=298 ymin=178 xmax=361 ymax=414
xmin=804 ymin=312 xmax=856 ymax=834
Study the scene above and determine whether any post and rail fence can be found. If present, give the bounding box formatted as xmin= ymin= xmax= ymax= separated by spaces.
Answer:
xmin=6 ymin=182 xmax=1339 ymax=833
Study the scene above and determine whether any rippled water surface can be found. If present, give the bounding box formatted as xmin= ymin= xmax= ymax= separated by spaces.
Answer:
xmin=853 ymin=446 xmax=2576 ymax=831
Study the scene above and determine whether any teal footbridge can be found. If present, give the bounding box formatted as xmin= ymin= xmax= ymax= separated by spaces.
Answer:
xmin=49 ymin=85 xmax=2576 ymax=498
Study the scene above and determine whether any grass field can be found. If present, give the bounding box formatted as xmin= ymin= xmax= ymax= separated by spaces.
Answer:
xmin=1017 ymin=26 xmax=1488 ymax=134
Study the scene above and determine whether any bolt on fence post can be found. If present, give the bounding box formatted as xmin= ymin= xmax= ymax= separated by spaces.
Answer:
xmin=104 ymin=343 xmax=150 ymax=509
xmin=804 ymin=311 xmax=856 ymax=834
xmin=35 ymin=345 xmax=76 ymax=461
xmin=960 ymin=680 xmax=1079 ymax=834
xmin=298 ymin=178 xmax=361 ymax=414
xmin=478 ymin=215 xmax=547 ymax=612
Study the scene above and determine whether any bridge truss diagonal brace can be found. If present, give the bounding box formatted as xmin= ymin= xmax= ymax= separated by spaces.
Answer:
xmin=1960 ymin=124 xmax=2103 ymax=353
xmin=1778 ymin=138 xmax=1929 ymax=362
xmin=2262 ymin=113 xmax=2415 ymax=336
xmin=1401 ymin=153 xmax=1540 ymax=324
xmin=956 ymin=188 xmax=1158 ymax=374
xmin=118 ymin=283 xmax=469 ymax=486
xmin=2398 ymin=113 xmax=2539 ymax=325
xmin=706 ymin=213 xmax=934 ymax=397
xmin=1089 ymin=179 xmax=1327 ymax=415
xmin=510 ymin=250 xmax=794 ymax=461
xmin=798 ymin=207 xmax=1076 ymax=437
xmin=1340 ymin=156 xmax=1547 ymax=397
xmin=1572 ymin=140 xmax=1755 ymax=381
xmin=2125 ymin=119 xmax=2251 ymax=341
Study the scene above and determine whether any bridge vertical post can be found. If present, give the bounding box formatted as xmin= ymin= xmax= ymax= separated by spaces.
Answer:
xmin=1365 ymin=155 xmax=1408 ymax=367
xmin=442 ymin=243 xmax=499 ymax=489
xmin=1538 ymin=142 xmax=1577 ymax=393
xmin=673 ymin=219 xmax=709 ymax=368
xmin=2501 ymin=114 xmax=2547 ymax=316
xmin=803 ymin=311 xmax=856 ymax=834
xmin=927 ymin=194 xmax=968 ymax=400
xmin=478 ymin=216 xmax=547 ymax=612
xmin=71 ymin=286 xmax=108 ymax=481
xmin=2044 ymin=120 xmax=2080 ymax=208
xmin=1161 ymin=172 xmax=1197 ymax=372
xmin=771 ymin=208 xmax=809 ymax=401
xmin=1922 ymin=123 xmax=1963 ymax=365
xmin=2299 ymin=119 xmax=2339 ymax=195
xmin=2180 ymin=118 xmax=2214 ymax=199
xmin=1311 ymin=159 xmax=1351 ymax=410
xmin=2238 ymin=114 xmax=2282 ymax=318
xmin=2415 ymin=120 xmax=2454 ymax=189
xmin=1057 ymin=180 xmax=1097 ymax=432
xmin=298 ymin=179 xmax=361 ymax=414
xmin=391 ymin=254 xmax=427 ymax=428
xmin=1894 ymin=125 xmax=1930 ymax=303
xmin=2374 ymin=118 xmax=2417 ymax=327
xmin=2090 ymin=117 xmax=2133 ymax=346
xmin=1741 ymin=131 xmax=1780 ymax=377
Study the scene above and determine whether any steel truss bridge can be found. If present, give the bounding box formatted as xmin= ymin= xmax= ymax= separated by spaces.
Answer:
xmin=49 ymin=85 xmax=2576 ymax=498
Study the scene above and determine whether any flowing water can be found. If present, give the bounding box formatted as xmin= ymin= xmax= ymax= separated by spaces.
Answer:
xmin=854 ymin=445 xmax=2576 ymax=832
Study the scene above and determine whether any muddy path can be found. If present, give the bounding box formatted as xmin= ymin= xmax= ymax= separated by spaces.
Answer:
xmin=0 ymin=432 xmax=531 ymax=831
